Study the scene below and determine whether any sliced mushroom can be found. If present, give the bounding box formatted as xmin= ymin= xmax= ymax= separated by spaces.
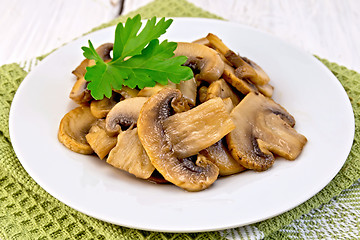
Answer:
xmin=85 ymin=119 xmax=117 ymax=159
xmin=206 ymin=33 xmax=270 ymax=86
xmin=236 ymin=57 xmax=270 ymax=86
xmin=226 ymin=92 xmax=307 ymax=171
xmin=138 ymin=82 xmax=176 ymax=97
xmin=174 ymin=42 xmax=225 ymax=82
xmin=69 ymin=43 xmax=114 ymax=104
xmin=163 ymin=97 xmax=235 ymax=159
xmin=256 ymin=82 xmax=274 ymax=98
xmin=206 ymin=78 xmax=241 ymax=106
xmin=222 ymin=63 xmax=258 ymax=95
xmin=113 ymin=86 xmax=139 ymax=99
xmin=90 ymin=92 xmax=121 ymax=119
xmin=137 ymin=88 xmax=220 ymax=191
xmin=72 ymin=59 xmax=90 ymax=80
xmin=105 ymin=97 xmax=148 ymax=136
xmin=58 ymin=106 xmax=97 ymax=154
xmin=176 ymin=78 xmax=197 ymax=107
xmin=200 ymin=139 xmax=246 ymax=176
xmin=107 ymin=128 xmax=155 ymax=179
xmin=69 ymin=77 xmax=93 ymax=105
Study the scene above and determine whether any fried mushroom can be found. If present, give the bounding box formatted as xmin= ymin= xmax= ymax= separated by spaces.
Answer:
xmin=162 ymin=97 xmax=235 ymax=159
xmin=206 ymin=33 xmax=270 ymax=86
xmin=137 ymin=88 xmax=220 ymax=191
xmin=107 ymin=128 xmax=155 ymax=179
xmin=222 ymin=63 xmax=258 ymax=95
xmin=206 ymin=78 xmax=241 ymax=106
xmin=85 ymin=119 xmax=117 ymax=159
xmin=226 ymin=92 xmax=307 ymax=171
xmin=113 ymin=86 xmax=139 ymax=99
xmin=105 ymin=97 xmax=148 ymax=136
xmin=69 ymin=43 xmax=114 ymax=105
xmin=174 ymin=42 xmax=225 ymax=82
xmin=200 ymin=139 xmax=246 ymax=176
xmin=72 ymin=59 xmax=91 ymax=80
xmin=58 ymin=106 xmax=97 ymax=154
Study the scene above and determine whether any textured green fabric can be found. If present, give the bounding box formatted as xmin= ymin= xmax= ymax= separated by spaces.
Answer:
xmin=1 ymin=0 xmax=359 ymax=239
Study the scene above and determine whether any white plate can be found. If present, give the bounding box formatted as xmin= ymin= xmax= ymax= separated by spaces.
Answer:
xmin=9 ymin=18 xmax=354 ymax=232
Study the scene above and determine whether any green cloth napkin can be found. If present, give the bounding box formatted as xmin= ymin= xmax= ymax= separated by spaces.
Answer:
xmin=1 ymin=0 xmax=359 ymax=239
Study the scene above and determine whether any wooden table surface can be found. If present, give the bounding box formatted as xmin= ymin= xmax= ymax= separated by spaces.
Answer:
xmin=1 ymin=0 xmax=359 ymax=73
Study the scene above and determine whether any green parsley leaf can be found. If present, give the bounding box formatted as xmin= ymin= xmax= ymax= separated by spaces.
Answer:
xmin=82 ymin=14 xmax=193 ymax=100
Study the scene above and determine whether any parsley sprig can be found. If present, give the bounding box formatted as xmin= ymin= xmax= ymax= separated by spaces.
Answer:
xmin=82 ymin=15 xmax=193 ymax=100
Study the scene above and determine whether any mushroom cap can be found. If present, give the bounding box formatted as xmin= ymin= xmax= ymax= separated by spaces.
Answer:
xmin=227 ymin=92 xmax=307 ymax=171
xmin=95 ymin=43 xmax=113 ymax=61
xmin=241 ymin=57 xmax=270 ymax=86
xmin=69 ymin=77 xmax=93 ymax=105
xmin=226 ymin=52 xmax=270 ymax=86
xmin=58 ymin=106 xmax=98 ymax=154
xmin=72 ymin=59 xmax=90 ymax=80
xmin=105 ymin=97 xmax=148 ymax=136
xmin=137 ymin=88 xmax=219 ymax=191
xmin=174 ymin=42 xmax=225 ymax=82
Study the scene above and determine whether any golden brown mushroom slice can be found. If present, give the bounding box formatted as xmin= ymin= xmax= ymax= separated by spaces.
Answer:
xmin=113 ymin=86 xmax=139 ymax=99
xmin=226 ymin=92 xmax=307 ymax=171
xmin=200 ymin=139 xmax=246 ymax=176
xmin=69 ymin=77 xmax=93 ymax=105
xmin=206 ymin=33 xmax=270 ymax=86
xmin=174 ymin=42 xmax=225 ymax=82
xmin=206 ymin=78 xmax=242 ymax=106
xmin=85 ymin=119 xmax=117 ymax=159
xmin=176 ymin=78 xmax=197 ymax=107
xmin=139 ymin=80 xmax=197 ymax=107
xmin=58 ymin=106 xmax=97 ymax=154
xmin=163 ymin=97 xmax=235 ymax=159
xmin=105 ymin=97 xmax=148 ymax=136
xmin=137 ymin=88 xmax=220 ymax=191
xmin=256 ymin=81 xmax=274 ymax=98
xmin=138 ymin=82 xmax=176 ymax=97
xmin=107 ymin=128 xmax=155 ymax=179
xmin=222 ymin=63 xmax=258 ymax=95
xmin=72 ymin=59 xmax=90 ymax=80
